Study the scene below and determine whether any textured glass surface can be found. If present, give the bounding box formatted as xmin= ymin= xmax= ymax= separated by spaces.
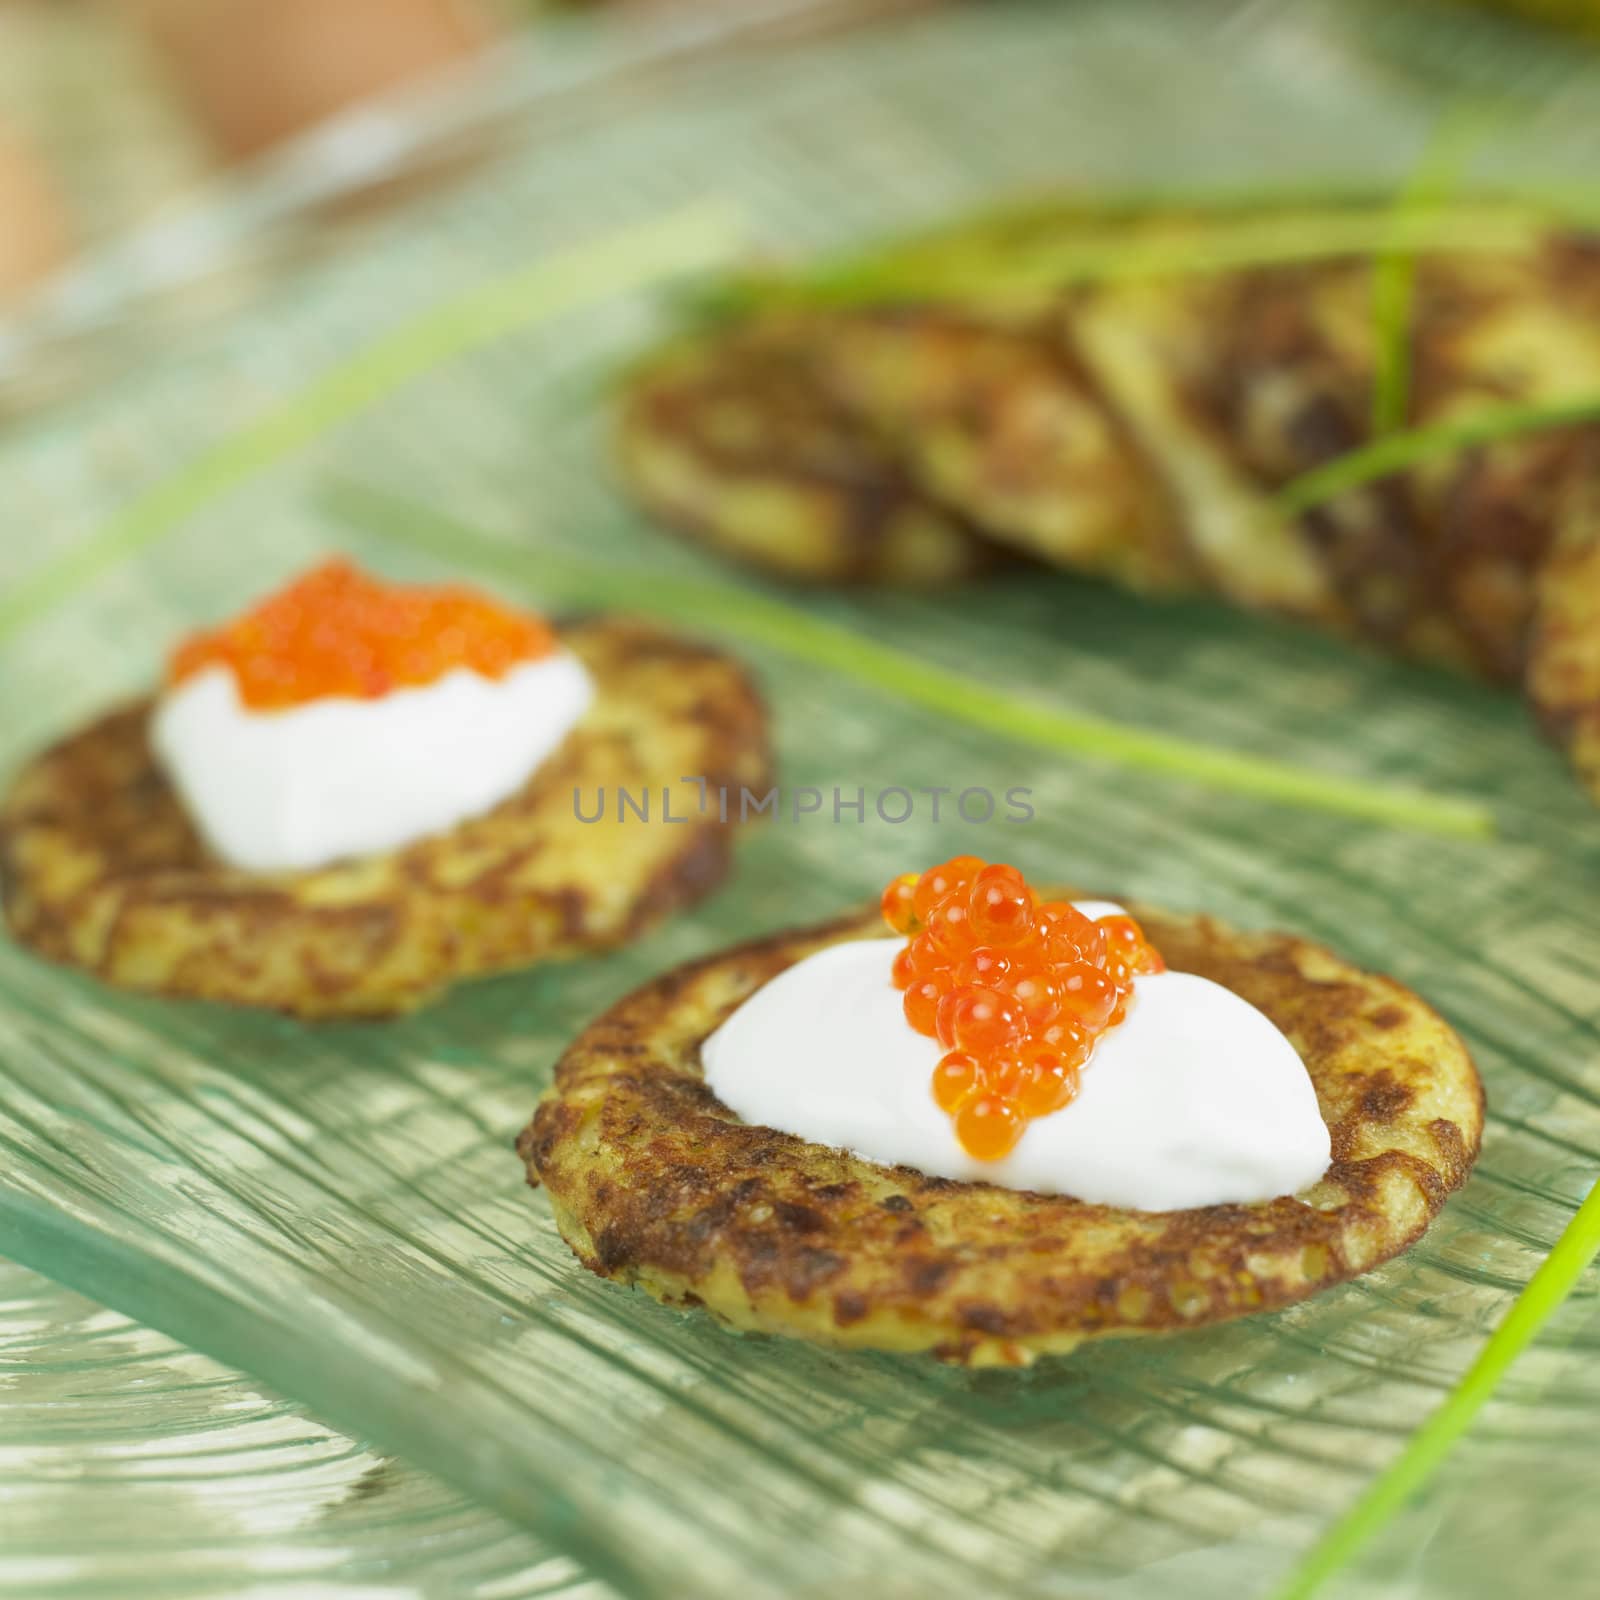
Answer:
xmin=3 ymin=3 xmax=1600 ymax=1597
xmin=0 ymin=1258 xmax=608 ymax=1599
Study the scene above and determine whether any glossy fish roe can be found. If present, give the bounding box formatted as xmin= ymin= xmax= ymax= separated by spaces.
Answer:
xmin=169 ymin=558 xmax=556 ymax=710
xmin=883 ymin=856 xmax=1164 ymax=1161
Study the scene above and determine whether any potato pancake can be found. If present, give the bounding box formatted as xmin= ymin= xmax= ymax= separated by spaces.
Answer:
xmin=0 ymin=617 xmax=771 ymax=1018
xmin=522 ymin=896 xmax=1482 ymax=1366
xmin=619 ymin=199 xmax=1600 ymax=802
xmin=615 ymin=317 xmax=994 ymax=584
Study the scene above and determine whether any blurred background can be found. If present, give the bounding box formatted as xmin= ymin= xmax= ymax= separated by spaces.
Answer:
xmin=1 ymin=0 xmax=1599 ymax=415
xmin=0 ymin=0 xmax=943 ymax=412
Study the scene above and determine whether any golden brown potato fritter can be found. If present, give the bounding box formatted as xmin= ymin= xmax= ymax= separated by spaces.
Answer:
xmin=522 ymin=897 xmax=1482 ymax=1366
xmin=618 ymin=201 xmax=1600 ymax=802
xmin=616 ymin=317 xmax=994 ymax=585
xmin=0 ymin=617 xmax=771 ymax=1017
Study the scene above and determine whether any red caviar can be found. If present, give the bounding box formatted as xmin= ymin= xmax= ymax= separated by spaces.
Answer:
xmin=885 ymin=856 xmax=1164 ymax=1161
xmin=168 ymin=558 xmax=556 ymax=711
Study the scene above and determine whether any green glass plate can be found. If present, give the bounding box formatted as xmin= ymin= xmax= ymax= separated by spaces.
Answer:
xmin=0 ymin=1257 xmax=605 ymax=1599
xmin=3 ymin=3 xmax=1600 ymax=1597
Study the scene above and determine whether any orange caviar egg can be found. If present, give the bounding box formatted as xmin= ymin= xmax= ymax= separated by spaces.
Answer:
xmin=884 ymin=858 xmax=1164 ymax=1160
xmin=935 ymin=985 xmax=1025 ymax=1054
xmin=880 ymin=873 xmax=920 ymax=936
xmin=1011 ymin=1050 xmax=1080 ymax=1119
xmin=932 ymin=1050 xmax=985 ymax=1112
xmin=1057 ymin=963 xmax=1119 ymax=1030
xmin=912 ymin=855 xmax=983 ymax=924
xmin=954 ymin=1094 xmax=1024 ymax=1162
xmin=1100 ymin=914 xmax=1167 ymax=978
xmin=952 ymin=945 xmax=1013 ymax=987
xmin=168 ymin=558 xmax=556 ymax=711
xmin=967 ymin=862 xmax=1033 ymax=945
xmin=991 ymin=1044 xmax=1080 ymax=1119
xmin=902 ymin=977 xmax=943 ymax=1036
xmin=889 ymin=944 xmax=920 ymax=990
xmin=920 ymin=894 xmax=972 ymax=957
xmin=905 ymin=932 xmax=948 ymax=979
xmin=1009 ymin=970 xmax=1061 ymax=1027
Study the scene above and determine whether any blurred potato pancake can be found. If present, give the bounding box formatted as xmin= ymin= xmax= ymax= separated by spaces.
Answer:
xmin=0 ymin=618 xmax=771 ymax=1018
xmin=1065 ymin=233 xmax=1600 ymax=677
xmin=619 ymin=198 xmax=1600 ymax=801
xmin=521 ymin=896 xmax=1482 ymax=1366
xmin=615 ymin=317 xmax=994 ymax=584
xmin=810 ymin=308 xmax=1193 ymax=594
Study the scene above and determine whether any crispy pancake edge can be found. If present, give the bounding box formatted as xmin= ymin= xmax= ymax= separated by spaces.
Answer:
xmin=0 ymin=616 xmax=773 ymax=1018
xmin=522 ymin=898 xmax=1484 ymax=1366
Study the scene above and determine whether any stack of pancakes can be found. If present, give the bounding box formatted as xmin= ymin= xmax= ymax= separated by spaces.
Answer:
xmin=618 ymin=198 xmax=1600 ymax=801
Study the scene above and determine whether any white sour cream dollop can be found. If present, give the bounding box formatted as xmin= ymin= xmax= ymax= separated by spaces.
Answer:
xmin=701 ymin=902 xmax=1330 ymax=1210
xmin=151 ymin=655 xmax=593 ymax=873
